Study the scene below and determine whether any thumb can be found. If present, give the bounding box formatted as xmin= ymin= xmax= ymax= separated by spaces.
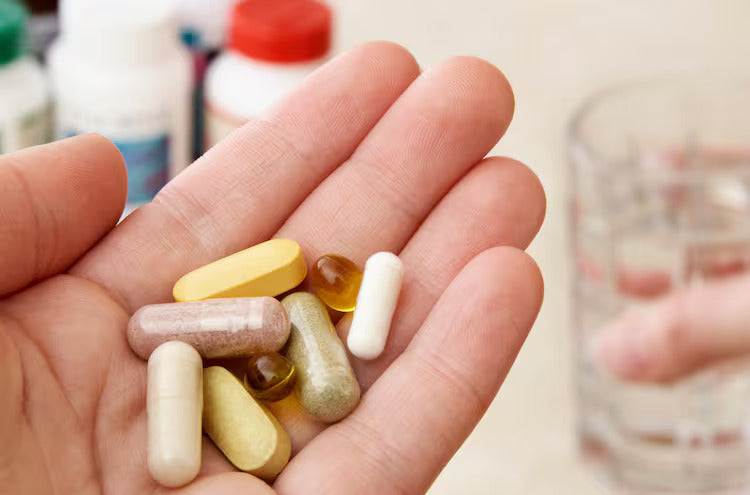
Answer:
xmin=594 ymin=273 xmax=750 ymax=383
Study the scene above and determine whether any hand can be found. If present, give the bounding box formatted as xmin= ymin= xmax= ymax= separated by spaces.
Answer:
xmin=595 ymin=273 xmax=750 ymax=383
xmin=0 ymin=42 xmax=544 ymax=494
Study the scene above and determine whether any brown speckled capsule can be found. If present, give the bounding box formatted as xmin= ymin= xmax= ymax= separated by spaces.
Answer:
xmin=128 ymin=298 xmax=290 ymax=360
xmin=281 ymin=292 xmax=360 ymax=422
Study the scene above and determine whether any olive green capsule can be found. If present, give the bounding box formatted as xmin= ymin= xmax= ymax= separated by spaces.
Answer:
xmin=281 ymin=292 xmax=360 ymax=422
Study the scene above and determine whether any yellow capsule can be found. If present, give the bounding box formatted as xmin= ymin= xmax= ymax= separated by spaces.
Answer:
xmin=202 ymin=366 xmax=291 ymax=479
xmin=309 ymin=254 xmax=362 ymax=312
xmin=173 ymin=239 xmax=307 ymax=302
xmin=244 ymin=353 xmax=297 ymax=402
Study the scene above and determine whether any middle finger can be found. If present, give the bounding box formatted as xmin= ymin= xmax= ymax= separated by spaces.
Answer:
xmin=275 ymin=56 xmax=514 ymax=262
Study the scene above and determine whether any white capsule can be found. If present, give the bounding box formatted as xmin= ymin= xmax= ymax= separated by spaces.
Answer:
xmin=147 ymin=341 xmax=203 ymax=487
xmin=347 ymin=252 xmax=404 ymax=359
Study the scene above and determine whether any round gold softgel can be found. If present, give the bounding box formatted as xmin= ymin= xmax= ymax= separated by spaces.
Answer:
xmin=309 ymin=254 xmax=362 ymax=312
xmin=244 ymin=353 xmax=296 ymax=402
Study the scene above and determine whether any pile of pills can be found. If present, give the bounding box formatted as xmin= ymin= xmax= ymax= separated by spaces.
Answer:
xmin=127 ymin=238 xmax=404 ymax=487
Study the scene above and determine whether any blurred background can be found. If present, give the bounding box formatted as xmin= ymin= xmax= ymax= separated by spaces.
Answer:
xmin=3 ymin=0 xmax=750 ymax=493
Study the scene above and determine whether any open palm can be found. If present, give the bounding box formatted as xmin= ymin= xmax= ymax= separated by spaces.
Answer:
xmin=0 ymin=43 xmax=544 ymax=495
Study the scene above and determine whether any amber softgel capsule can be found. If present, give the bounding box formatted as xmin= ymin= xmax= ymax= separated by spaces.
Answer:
xmin=244 ymin=352 xmax=297 ymax=402
xmin=309 ymin=254 xmax=363 ymax=312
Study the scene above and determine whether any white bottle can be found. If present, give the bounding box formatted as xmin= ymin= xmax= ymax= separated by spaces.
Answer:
xmin=179 ymin=0 xmax=237 ymax=54
xmin=0 ymin=1 xmax=49 ymax=154
xmin=204 ymin=0 xmax=332 ymax=148
xmin=48 ymin=0 xmax=192 ymax=211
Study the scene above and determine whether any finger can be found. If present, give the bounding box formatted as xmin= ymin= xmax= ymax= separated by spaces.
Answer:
xmin=275 ymin=247 xmax=544 ymax=494
xmin=342 ymin=157 xmax=544 ymax=387
xmin=276 ymin=56 xmax=514 ymax=260
xmin=72 ymin=42 xmax=421 ymax=312
xmin=594 ymin=273 xmax=750 ymax=382
xmin=0 ymin=135 xmax=126 ymax=296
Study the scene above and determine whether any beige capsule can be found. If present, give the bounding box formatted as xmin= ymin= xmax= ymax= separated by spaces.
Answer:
xmin=128 ymin=297 xmax=290 ymax=359
xmin=202 ymin=366 xmax=291 ymax=479
xmin=281 ymin=292 xmax=360 ymax=423
xmin=147 ymin=341 xmax=202 ymax=487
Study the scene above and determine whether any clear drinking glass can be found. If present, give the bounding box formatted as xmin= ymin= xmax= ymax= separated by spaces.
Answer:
xmin=569 ymin=78 xmax=750 ymax=493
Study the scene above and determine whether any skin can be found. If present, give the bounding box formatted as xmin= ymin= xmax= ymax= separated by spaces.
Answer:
xmin=592 ymin=149 xmax=750 ymax=383
xmin=0 ymin=42 xmax=545 ymax=495
xmin=596 ymin=272 xmax=750 ymax=383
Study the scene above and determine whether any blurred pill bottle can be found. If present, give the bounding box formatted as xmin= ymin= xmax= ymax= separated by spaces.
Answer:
xmin=0 ymin=0 xmax=50 ymax=154
xmin=179 ymin=0 xmax=236 ymax=159
xmin=48 ymin=0 xmax=192 ymax=212
xmin=179 ymin=0 xmax=235 ymax=56
xmin=24 ymin=0 xmax=58 ymax=61
xmin=204 ymin=0 xmax=331 ymax=149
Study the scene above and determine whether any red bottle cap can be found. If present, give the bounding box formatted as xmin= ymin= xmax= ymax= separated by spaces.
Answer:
xmin=229 ymin=0 xmax=331 ymax=63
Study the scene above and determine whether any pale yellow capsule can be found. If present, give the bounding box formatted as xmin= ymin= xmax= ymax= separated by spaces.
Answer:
xmin=173 ymin=239 xmax=307 ymax=302
xmin=202 ymin=366 xmax=291 ymax=479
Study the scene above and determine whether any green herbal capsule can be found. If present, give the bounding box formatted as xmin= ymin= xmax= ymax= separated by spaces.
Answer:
xmin=281 ymin=292 xmax=361 ymax=422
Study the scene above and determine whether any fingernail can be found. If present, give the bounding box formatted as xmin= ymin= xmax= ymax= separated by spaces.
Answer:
xmin=591 ymin=317 xmax=650 ymax=379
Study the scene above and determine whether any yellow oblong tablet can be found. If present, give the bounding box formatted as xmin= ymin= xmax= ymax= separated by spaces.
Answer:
xmin=173 ymin=239 xmax=307 ymax=302
xmin=203 ymin=366 xmax=291 ymax=479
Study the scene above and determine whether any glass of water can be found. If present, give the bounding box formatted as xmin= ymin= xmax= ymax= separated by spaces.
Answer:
xmin=569 ymin=78 xmax=750 ymax=493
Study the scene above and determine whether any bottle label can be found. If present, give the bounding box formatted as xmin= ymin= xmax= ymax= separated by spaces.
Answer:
xmin=0 ymin=104 xmax=50 ymax=154
xmin=204 ymin=103 xmax=245 ymax=150
xmin=114 ymin=135 xmax=170 ymax=203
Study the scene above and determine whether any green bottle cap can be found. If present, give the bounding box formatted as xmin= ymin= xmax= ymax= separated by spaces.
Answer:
xmin=0 ymin=1 xmax=27 ymax=66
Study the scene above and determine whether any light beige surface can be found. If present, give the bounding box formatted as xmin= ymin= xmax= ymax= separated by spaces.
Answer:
xmin=327 ymin=1 xmax=750 ymax=493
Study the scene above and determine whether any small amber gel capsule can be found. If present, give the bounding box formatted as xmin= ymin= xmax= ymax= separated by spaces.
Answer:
xmin=203 ymin=366 xmax=291 ymax=479
xmin=128 ymin=297 xmax=290 ymax=359
xmin=309 ymin=254 xmax=363 ymax=312
xmin=147 ymin=341 xmax=202 ymax=487
xmin=281 ymin=292 xmax=360 ymax=422
xmin=173 ymin=238 xmax=307 ymax=302
xmin=244 ymin=353 xmax=297 ymax=402
xmin=348 ymin=252 xmax=403 ymax=360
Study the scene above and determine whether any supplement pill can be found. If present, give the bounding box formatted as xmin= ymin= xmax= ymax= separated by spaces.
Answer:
xmin=173 ymin=238 xmax=307 ymax=302
xmin=281 ymin=292 xmax=360 ymax=422
xmin=147 ymin=341 xmax=202 ymax=487
xmin=309 ymin=254 xmax=363 ymax=312
xmin=347 ymin=252 xmax=404 ymax=360
xmin=203 ymin=366 xmax=291 ymax=479
xmin=128 ymin=297 xmax=290 ymax=359
xmin=244 ymin=353 xmax=297 ymax=402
